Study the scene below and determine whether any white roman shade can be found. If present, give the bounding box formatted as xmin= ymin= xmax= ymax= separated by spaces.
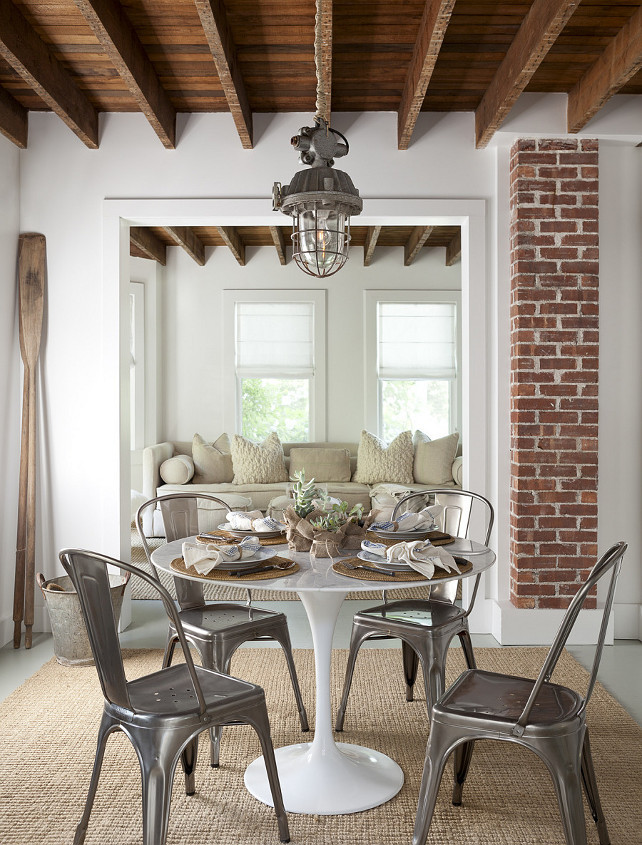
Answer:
xmin=377 ymin=302 xmax=456 ymax=379
xmin=236 ymin=301 xmax=315 ymax=377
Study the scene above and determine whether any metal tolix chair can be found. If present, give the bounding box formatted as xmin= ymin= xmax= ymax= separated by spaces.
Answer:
xmin=59 ymin=548 xmax=290 ymax=845
xmin=413 ymin=540 xmax=627 ymax=845
xmin=136 ymin=493 xmax=308 ymax=767
xmin=335 ymin=489 xmax=494 ymax=730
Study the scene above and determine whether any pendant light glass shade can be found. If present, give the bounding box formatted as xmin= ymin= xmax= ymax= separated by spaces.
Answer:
xmin=292 ymin=208 xmax=349 ymax=277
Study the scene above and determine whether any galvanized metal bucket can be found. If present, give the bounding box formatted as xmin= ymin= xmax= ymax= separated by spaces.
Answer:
xmin=37 ymin=571 xmax=129 ymax=666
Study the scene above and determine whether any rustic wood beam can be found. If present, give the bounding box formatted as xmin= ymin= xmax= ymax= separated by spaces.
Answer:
xmin=404 ymin=226 xmax=433 ymax=266
xmin=568 ymin=5 xmax=642 ymax=133
xmin=163 ymin=227 xmax=206 ymax=265
xmin=0 ymin=0 xmax=99 ymax=148
xmin=270 ymin=226 xmax=287 ymax=265
xmin=194 ymin=0 xmax=253 ymax=149
xmin=363 ymin=225 xmax=382 ymax=266
xmin=475 ymin=0 xmax=580 ymax=149
xmin=73 ymin=0 xmax=176 ymax=148
xmin=445 ymin=229 xmax=461 ymax=266
xmin=398 ymin=0 xmax=456 ymax=150
xmin=314 ymin=0 xmax=332 ymax=123
xmin=217 ymin=226 xmax=245 ymax=266
xmin=0 ymin=86 xmax=28 ymax=148
xmin=130 ymin=227 xmax=166 ymax=265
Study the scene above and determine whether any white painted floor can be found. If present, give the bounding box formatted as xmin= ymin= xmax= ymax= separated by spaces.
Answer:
xmin=2 ymin=599 xmax=641 ymax=726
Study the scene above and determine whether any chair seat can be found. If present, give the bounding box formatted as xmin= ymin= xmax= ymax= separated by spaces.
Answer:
xmin=435 ymin=669 xmax=583 ymax=729
xmin=171 ymin=604 xmax=284 ymax=639
xmin=356 ymin=598 xmax=466 ymax=631
xmin=125 ymin=663 xmax=261 ymax=718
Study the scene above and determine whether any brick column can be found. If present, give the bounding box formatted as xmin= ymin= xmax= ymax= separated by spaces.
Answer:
xmin=509 ymin=138 xmax=599 ymax=609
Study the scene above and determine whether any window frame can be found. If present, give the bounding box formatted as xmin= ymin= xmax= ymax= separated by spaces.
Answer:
xmin=364 ymin=289 xmax=462 ymax=440
xmin=223 ymin=289 xmax=327 ymax=441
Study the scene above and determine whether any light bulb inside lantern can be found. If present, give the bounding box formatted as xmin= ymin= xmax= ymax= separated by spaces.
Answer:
xmin=296 ymin=208 xmax=347 ymax=275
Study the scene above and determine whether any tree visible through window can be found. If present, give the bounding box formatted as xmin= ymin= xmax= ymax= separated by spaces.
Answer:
xmin=241 ymin=378 xmax=309 ymax=442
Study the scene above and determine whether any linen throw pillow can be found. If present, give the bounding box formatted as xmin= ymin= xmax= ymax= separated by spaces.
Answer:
xmin=413 ymin=430 xmax=460 ymax=485
xmin=192 ymin=433 xmax=234 ymax=483
xmin=230 ymin=431 xmax=289 ymax=485
xmin=159 ymin=454 xmax=194 ymax=485
xmin=289 ymin=447 xmax=352 ymax=483
xmin=352 ymin=430 xmax=414 ymax=485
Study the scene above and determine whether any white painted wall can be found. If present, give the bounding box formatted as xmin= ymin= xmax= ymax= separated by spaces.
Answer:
xmin=0 ymin=136 xmax=20 ymax=647
xmin=159 ymin=241 xmax=460 ymax=443
xmin=3 ymin=101 xmax=640 ymax=642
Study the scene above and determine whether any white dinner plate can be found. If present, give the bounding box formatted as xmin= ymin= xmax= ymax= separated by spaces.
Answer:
xmin=442 ymin=538 xmax=489 ymax=556
xmin=369 ymin=527 xmax=435 ymax=541
xmin=356 ymin=551 xmax=414 ymax=572
xmin=216 ymin=523 xmax=286 ymax=539
xmin=212 ymin=548 xmax=278 ymax=570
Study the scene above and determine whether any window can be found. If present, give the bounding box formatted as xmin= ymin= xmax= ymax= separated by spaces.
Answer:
xmin=224 ymin=291 xmax=326 ymax=441
xmin=365 ymin=291 xmax=460 ymax=441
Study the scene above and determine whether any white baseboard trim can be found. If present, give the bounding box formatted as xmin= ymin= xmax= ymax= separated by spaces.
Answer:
xmin=0 ymin=608 xmax=51 ymax=647
xmin=491 ymin=600 xmax=614 ymax=645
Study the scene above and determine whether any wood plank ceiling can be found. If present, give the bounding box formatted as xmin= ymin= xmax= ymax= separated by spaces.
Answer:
xmin=3 ymin=0 xmax=641 ymax=266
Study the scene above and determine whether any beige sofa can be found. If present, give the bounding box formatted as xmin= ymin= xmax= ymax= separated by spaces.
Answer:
xmin=142 ymin=438 xmax=462 ymax=537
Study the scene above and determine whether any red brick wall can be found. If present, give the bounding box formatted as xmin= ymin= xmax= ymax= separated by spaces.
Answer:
xmin=509 ymin=138 xmax=598 ymax=609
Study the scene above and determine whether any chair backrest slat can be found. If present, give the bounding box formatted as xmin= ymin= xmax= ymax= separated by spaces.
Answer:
xmin=513 ymin=541 xmax=627 ymax=734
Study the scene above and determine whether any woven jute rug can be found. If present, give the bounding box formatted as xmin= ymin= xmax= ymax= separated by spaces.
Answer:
xmin=130 ymin=527 xmax=432 ymax=603
xmin=0 ymin=647 xmax=640 ymax=844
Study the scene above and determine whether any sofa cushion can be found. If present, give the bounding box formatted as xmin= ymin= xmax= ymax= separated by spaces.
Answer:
xmin=352 ymin=430 xmax=414 ymax=485
xmin=192 ymin=433 xmax=234 ymax=483
xmin=413 ymin=431 xmax=460 ymax=485
xmin=289 ymin=447 xmax=352 ymax=482
xmin=159 ymin=454 xmax=194 ymax=485
xmin=230 ymin=432 xmax=288 ymax=485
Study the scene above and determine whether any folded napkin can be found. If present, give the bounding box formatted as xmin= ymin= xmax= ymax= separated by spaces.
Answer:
xmin=226 ymin=510 xmax=284 ymax=533
xmin=395 ymin=505 xmax=443 ymax=532
xmin=361 ymin=538 xmax=460 ymax=580
xmin=182 ymin=536 xmax=261 ymax=575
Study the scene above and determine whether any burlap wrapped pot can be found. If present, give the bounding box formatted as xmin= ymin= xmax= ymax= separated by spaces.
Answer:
xmin=283 ymin=507 xmax=374 ymax=557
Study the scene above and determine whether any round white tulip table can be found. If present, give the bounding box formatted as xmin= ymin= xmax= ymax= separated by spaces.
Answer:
xmin=151 ymin=538 xmax=495 ymax=815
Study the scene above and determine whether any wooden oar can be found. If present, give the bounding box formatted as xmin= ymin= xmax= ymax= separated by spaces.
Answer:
xmin=14 ymin=233 xmax=45 ymax=649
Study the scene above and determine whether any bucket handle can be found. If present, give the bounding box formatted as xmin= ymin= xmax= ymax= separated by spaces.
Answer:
xmin=37 ymin=570 xmax=131 ymax=596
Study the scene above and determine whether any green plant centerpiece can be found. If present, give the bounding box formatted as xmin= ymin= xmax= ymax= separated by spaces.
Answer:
xmin=283 ymin=470 xmax=373 ymax=557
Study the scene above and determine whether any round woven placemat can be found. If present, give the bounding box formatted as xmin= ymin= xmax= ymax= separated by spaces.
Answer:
xmin=170 ymin=556 xmax=298 ymax=582
xmin=333 ymin=557 xmax=473 ymax=582
xmin=365 ymin=530 xmax=453 ymax=548
xmin=197 ymin=531 xmax=286 ymax=547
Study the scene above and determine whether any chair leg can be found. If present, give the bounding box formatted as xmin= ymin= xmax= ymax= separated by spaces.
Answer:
xmin=180 ymin=736 xmax=199 ymax=795
xmin=269 ymin=623 xmax=309 ymax=732
xmin=73 ymin=714 xmax=112 ymax=845
xmin=458 ymin=626 xmax=476 ymax=670
xmin=581 ymin=729 xmax=610 ymax=845
xmin=247 ymin=705 xmax=290 ymax=843
xmin=541 ymin=737 xmax=588 ymax=845
xmin=421 ymin=639 xmax=449 ymax=720
xmin=402 ymin=640 xmax=420 ymax=702
xmin=413 ymin=721 xmax=455 ymax=845
xmin=334 ymin=624 xmax=372 ymax=732
xmin=209 ymin=726 xmax=222 ymax=768
xmin=138 ymin=733 xmax=183 ymax=845
xmin=451 ymin=740 xmax=475 ymax=805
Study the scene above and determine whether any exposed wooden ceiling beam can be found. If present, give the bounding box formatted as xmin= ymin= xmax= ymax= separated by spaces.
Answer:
xmin=73 ymin=0 xmax=176 ymax=148
xmin=475 ymin=0 xmax=580 ymax=149
xmin=270 ymin=226 xmax=287 ymax=265
xmin=0 ymin=86 xmax=28 ymax=148
xmin=217 ymin=226 xmax=245 ymax=266
xmin=314 ymin=0 xmax=332 ymax=123
xmin=0 ymin=0 xmax=99 ymax=148
xmin=363 ymin=225 xmax=381 ymax=266
xmin=398 ymin=0 xmax=457 ymax=150
xmin=404 ymin=226 xmax=433 ymax=266
xmin=445 ymin=229 xmax=461 ymax=266
xmin=163 ymin=227 xmax=206 ymax=265
xmin=194 ymin=0 xmax=253 ymax=149
xmin=568 ymin=5 xmax=642 ymax=133
xmin=130 ymin=227 xmax=166 ymax=265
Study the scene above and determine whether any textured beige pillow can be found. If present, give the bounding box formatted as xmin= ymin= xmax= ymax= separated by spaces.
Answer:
xmin=192 ymin=433 xmax=234 ymax=483
xmin=413 ymin=430 xmax=460 ymax=485
xmin=230 ymin=432 xmax=288 ymax=485
xmin=159 ymin=454 xmax=194 ymax=485
xmin=289 ymin=447 xmax=351 ymax=482
xmin=352 ymin=430 xmax=414 ymax=485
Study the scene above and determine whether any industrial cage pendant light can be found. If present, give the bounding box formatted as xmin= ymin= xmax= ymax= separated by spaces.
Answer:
xmin=272 ymin=116 xmax=362 ymax=277
xmin=272 ymin=0 xmax=362 ymax=277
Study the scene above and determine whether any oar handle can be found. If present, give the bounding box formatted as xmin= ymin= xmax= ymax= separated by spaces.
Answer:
xmin=13 ymin=369 xmax=30 ymax=648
